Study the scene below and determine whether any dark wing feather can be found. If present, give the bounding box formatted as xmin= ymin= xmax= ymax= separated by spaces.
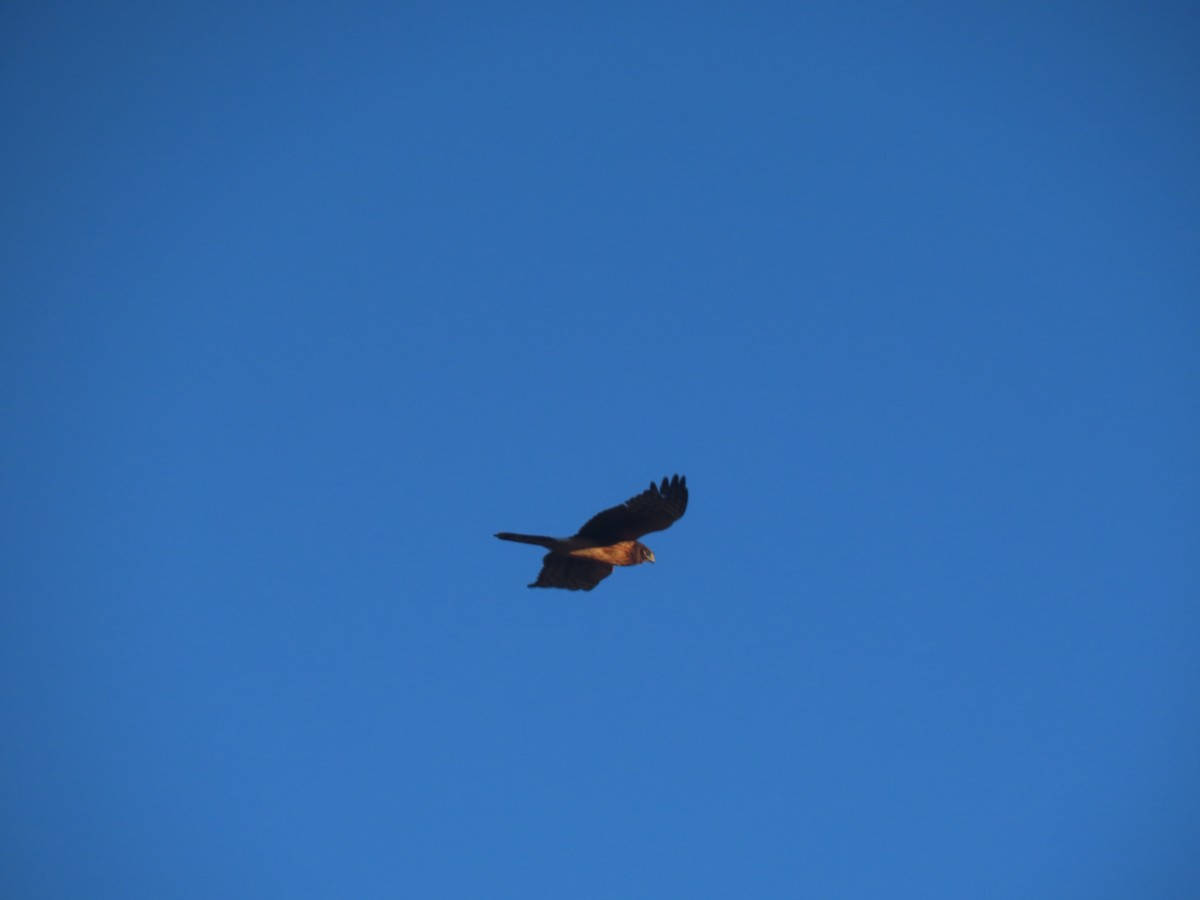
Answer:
xmin=530 ymin=553 xmax=613 ymax=591
xmin=575 ymin=474 xmax=688 ymax=544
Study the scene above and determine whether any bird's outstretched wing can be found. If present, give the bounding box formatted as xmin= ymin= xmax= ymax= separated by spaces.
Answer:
xmin=575 ymin=474 xmax=688 ymax=544
xmin=530 ymin=554 xmax=614 ymax=591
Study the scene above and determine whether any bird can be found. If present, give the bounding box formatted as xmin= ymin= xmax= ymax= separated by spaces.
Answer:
xmin=495 ymin=474 xmax=688 ymax=591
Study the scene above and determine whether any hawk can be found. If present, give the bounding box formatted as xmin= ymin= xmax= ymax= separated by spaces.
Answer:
xmin=495 ymin=475 xmax=688 ymax=591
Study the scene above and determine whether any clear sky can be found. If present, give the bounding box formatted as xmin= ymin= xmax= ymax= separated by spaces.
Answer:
xmin=2 ymin=2 xmax=1198 ymax=897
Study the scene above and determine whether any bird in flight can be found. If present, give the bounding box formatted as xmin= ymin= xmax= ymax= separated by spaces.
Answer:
xmin=495 ymin=474 xmax=688 ymax=591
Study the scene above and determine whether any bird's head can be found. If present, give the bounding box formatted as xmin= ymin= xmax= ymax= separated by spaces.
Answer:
xmin=638 ymin=544 xmax=656 ymax=564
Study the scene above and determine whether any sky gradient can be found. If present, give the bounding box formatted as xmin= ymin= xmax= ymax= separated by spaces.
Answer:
xmin=3 ymin=3 xmax=1198 ymax=897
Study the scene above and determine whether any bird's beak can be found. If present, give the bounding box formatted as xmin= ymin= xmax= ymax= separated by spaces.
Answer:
xmin=646 ymin=550 xmax=656 ymax=563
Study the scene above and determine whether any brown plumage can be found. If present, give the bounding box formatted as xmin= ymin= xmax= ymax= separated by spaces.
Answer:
xmin=495 ymin=474 xmax=689 ymax=591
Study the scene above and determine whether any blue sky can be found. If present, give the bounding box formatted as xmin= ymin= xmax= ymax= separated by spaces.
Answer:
xmin=2 ymin=2 xmax=1198 ymax=897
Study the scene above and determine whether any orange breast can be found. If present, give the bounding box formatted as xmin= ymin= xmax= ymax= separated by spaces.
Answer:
xmin=568 ymin=541 xmax=642 ymax=566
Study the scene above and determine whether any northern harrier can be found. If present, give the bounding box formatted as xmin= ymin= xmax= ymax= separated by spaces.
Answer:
xmin=495 ymin=474 xmax=688 ymax=591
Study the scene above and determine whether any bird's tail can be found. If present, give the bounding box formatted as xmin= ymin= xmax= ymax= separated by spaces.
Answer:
xmin=494 ymin=532 xmax=557 ymax=549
